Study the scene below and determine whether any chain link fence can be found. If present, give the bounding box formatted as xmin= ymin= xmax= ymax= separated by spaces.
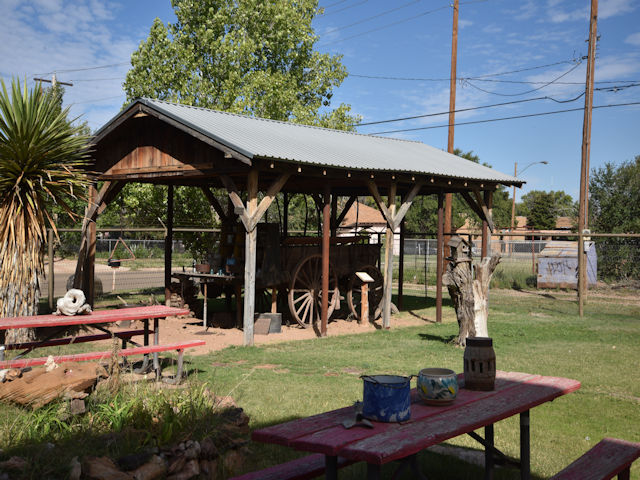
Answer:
xmin=41 ymin=228 xmax=639 ymax=308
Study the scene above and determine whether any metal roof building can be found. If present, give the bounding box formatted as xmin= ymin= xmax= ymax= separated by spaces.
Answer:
xmin=78 ymin=98 xmax=522 ymax=345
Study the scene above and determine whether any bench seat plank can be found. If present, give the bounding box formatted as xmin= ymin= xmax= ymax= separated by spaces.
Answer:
xmin=338 ymin=375 xmax=580 ymax=465
xmin=229 ymin=453 xmax=354 ymax=480
xmin=0 ymin=306 xmax=189 ymax=330
xmin=551 ymin=438 xmax=640 ymax=480
xmin=0 ymin=340 xmax=205 ymax=369
xmin=4 ymin=329 xmax=152 ymax=350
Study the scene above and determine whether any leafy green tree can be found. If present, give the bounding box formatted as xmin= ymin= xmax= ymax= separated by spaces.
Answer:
xmin=404 ymin=149 xmax=513 ymax=233
xmin=124 ymin=0 xmax=359 ymax=129
xmin=0 ymin=78 xmax=90 ymax=341
xmin=518 ymin=190 xmax=575 ymax=230
xmin=590 ymin=156 xmax=640 ymax=280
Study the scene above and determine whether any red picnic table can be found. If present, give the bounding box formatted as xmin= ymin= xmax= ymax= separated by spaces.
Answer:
xmin=252 ymin=371 xmax=581 ymax=480
xmin=0 ymin=306 xmax=201 ymax=382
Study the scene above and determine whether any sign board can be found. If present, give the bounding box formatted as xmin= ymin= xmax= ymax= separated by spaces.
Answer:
xmin=356 ymin=271 xmax=374 ymax=283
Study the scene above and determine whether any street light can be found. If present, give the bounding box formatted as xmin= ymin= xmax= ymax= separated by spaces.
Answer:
xmin=510 ymin=161 xmax=549 ymax=231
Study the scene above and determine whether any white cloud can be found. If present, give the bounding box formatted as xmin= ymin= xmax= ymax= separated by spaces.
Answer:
xmin=600 ymin=0 xmax=635 ymax=19
xmin=512 ymin=0 xmax=538 ymax=21
xmin=482 ymin=24 xmax=503 ymax=34
xmin=625 ymin=32 xmax=640 ymax=46
xmin=458 ymin=19 xmax=473 ymax=29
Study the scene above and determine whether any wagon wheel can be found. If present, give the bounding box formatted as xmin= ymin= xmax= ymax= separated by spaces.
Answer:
xmin=347 ymin=264 xmax=384 ymax=321
xmin=288 ymin=254 xmax=339 ymax=328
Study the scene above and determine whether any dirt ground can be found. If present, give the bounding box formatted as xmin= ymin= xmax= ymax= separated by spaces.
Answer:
xmin=88 ymin=311 xmax=433 ymax=356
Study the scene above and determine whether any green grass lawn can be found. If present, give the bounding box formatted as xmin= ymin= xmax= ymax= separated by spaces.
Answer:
xmin=3 ymin=289 xmax=639 ymax=479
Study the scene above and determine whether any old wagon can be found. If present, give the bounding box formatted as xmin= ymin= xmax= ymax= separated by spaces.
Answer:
xmin=254 ymin=224 xmax=383 ymax=327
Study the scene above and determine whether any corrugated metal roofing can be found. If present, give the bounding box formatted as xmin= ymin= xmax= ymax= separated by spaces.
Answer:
xmin=99 ymin=98 xmax=521 ymax=184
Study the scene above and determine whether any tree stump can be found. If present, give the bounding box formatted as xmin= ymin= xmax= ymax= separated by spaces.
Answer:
xmin=442 ymin=236 xmax=500 ymax=346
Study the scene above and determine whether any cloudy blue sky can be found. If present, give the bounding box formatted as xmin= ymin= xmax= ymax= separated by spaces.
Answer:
xmin=1 ymin=0 xmax=639 ymax=200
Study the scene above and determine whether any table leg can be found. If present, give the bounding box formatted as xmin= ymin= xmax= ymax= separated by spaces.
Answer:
xmin=203 ymin=282 xmax=208 ymax=328
xmin=134 ymin=319 xmax=150 ymax=373
xmin=485 ymin=423 xmax=494 ymax=480
xmin=520 ymin=410 xmax=530 ymax=480
xmin=325 ymin=455 xmax=338 ymax=480
xmin=366 ymin=463 xmax=382 ymax=480
xmin=153 ymin=318 xmax=160 ymax=380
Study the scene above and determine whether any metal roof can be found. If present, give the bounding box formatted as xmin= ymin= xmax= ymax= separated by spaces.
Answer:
xmin=98 ymin=98 xmax=521 ymax=185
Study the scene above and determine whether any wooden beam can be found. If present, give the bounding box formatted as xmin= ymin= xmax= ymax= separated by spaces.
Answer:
xmin=330 ymin=193 xmax=338 ymax=236
xmin=382 ymin=182 xmax=397 ymax=329
xmin=481 ymin=190 xmax=493 ymax=259
xmin=398 ymin=219 xmax=405 ymax=311
xmin=436 ymin=192 xmax=444 ymax=323
xmin=367 ymin=180 xmax=392 ymax=226
xmin=473 ymin=189 xmax=495 ymax=232
xmin=200 ymin=186 xmax=228 ymax=222
xmin=321 ymin=185 xmax=331 ymax=337
xmin=219 ymin=175 xmax=251 ymax=231
xmin=165 ymin=185 xmax=174 ymax=303
xmin=243 ymin=169 xmax=258 ymax=346
xmin=460 ymin=191 xmax=486 ymax=223
xmin=336 ymin=195 xmax=357 ymax=227
xmin=248 ymin=173 xmax=290 ymax=231
xmin=393 ymin=182 xmax=422 ymax=226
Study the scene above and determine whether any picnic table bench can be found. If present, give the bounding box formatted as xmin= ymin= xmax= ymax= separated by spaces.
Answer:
xmin=248 ymin=371 xmax=581 ymax=480
xmin=0 ymin=305 xmax=204 ymax=383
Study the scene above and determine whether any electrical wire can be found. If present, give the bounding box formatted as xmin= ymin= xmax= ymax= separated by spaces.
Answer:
xmin=318 ymin=0 xmax=368 ymax=17
xmin=33 ymin=62 xmax=129 ymax=76
xmin=462 ymin=61 xmax=584 ymax=97
xmin=323 ymin=0 xmax=423 ymax=34
xmin=356 ymin=93 xmax=587 ymax=126
xmin=319 ymin=3 xmax=450 ymax=46
xmin=368 ymin=101 xmax=640 ymax=135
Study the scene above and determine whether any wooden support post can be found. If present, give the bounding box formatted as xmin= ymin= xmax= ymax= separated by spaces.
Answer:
xmin=481 ymin=191 xmax=492 ymax=259
xmin=165 ymin=185 xmax=174 ymax=304
xmin=382 ymin=183 xmax=396 ymax=329
xmin=48 ymin=228 xmax=54 ymax=310
xmin=398 ymin=219 xmax=405 ymax=310
xmin=283 ymin=193 xmax=289 ymax=237
xmin=244 ymin=170 xmax=258 ymax=346
xmin=271 ymin=288 xmax=277 ymax=314
xmin=330 ymin=193 xmax=338 ymax=237
xmin=85 ymin=184 xmax=97 ymax=306
xmin=321 ymin=185 xmax=331 ymax=337
xmin=436 ymin=192 xmax=444 ymax=323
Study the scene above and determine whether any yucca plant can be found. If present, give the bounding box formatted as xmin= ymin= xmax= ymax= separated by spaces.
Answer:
xmin=0 ymin=78 xmax=91 ymax=343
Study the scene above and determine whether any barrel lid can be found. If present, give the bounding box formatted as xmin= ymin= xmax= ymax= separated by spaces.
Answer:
xmin=466 ymin=337 xmax=493 ymax=347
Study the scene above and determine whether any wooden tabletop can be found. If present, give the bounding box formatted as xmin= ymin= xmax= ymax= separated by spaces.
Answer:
xmin=252 ymin=371 xmax=581 ymax=466
xmin=0 ymin=305 xmax=190 ymax=331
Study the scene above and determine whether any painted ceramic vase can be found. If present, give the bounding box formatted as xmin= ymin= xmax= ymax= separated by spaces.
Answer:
xmin=417 ymin=368 xmax=458 ymax=406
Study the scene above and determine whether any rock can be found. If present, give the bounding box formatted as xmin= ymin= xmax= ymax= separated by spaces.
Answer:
xmin=131 ymin=455 xmax=166 ymax=480
xmin=183 ymin=441 xmax=200 ymax=460
xmin=199 ymin=437 xmax=219 ymax=459
xmin=69 ymin=399 xmax=86 ymax=415
xmin=0 ymin=369 xmax=21 ymax=382
xmin=83 ymin=456 xmax=133 ymax=480
xmin=166 ymin=459 xmax=200 ymax=480
xmin=221 ymin=449 xmax=245 ymax=476
xmin=167 ymin=456 xmax=186 ymax=476
xmin=199 ymin=459 xmax=218 ymax=479
xmin=117 ymin=452 xmax=153 ymax=472
xmin=0 ymin=456 xmax=28 ymax=471
xmin=69 ymin=456 xmax=82 ymax=480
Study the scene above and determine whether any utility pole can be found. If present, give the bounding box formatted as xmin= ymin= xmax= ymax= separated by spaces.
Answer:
xmin=437 ymin=0 xmax=459 ymax=323
xmin=578 ymin=0 xmax=598 ymax=317
xmin=33 ymin=74 xmax=73 ymax=91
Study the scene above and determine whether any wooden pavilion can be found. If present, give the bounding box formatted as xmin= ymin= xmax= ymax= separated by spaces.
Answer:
xmin=75 ymin=98 xmax=522 ymax=346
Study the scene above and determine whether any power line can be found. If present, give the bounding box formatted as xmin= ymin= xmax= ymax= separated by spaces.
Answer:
xmin=318 ymin=0 xmax=368 ymax=17
xmin=323 ymin=0 xmax=423 ymax=34
xmin=368 ymin=101 xmax=640 ymax=135
xmin=357 ymin=93 xmax=585 ymax=126
xmin=322 ymin=0 xmax=350 ymax=9
xmin=33 ymin=62 xmax=129 ymax=76
xmin=462 ymin=61 xmax=584 ymax=97
xmin=70 ymin=94 xmax=124 ymax=105
xmin=319 ymin=3 xmax=451 ymax=46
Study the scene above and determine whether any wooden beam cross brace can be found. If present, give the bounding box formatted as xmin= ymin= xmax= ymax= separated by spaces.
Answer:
xmin=220 ymin=173 xmax=290 ymax=232
xmin=335 ymin=195 xmax=357 ymax=228
xmin=200 ymin=186 xmax=229 ymax=223
xmin=460 ymin=190 xmax=495 ymax=232
xmin=367 ymin=180 xmax=423 ymax=230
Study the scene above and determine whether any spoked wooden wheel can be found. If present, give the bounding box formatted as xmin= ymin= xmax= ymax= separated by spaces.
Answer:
xmin=347 ymin=264 xmax=384 ymax=321
xmin=288 ymin=254 xmax=339 ymax=328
